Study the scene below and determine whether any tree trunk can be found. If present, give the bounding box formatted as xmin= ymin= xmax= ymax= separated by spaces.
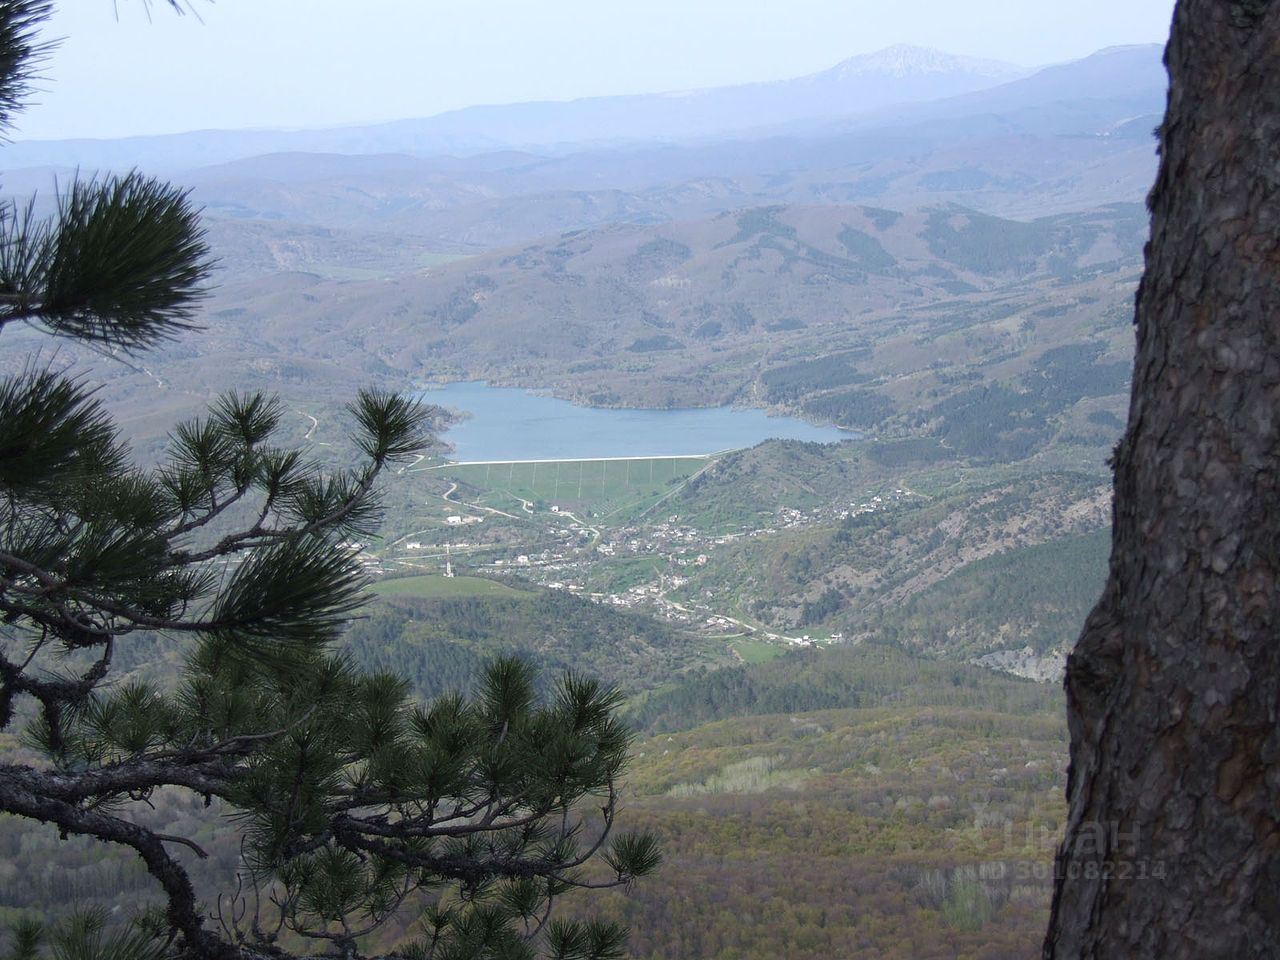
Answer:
xmin=1044 ymin=2 xmax=1280 ymax=957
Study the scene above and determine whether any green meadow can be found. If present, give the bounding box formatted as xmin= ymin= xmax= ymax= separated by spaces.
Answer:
xmin=728 ymin=636 xmax=788 ymax=664
xmin=440 ymin=455 xmax=713 ymax=518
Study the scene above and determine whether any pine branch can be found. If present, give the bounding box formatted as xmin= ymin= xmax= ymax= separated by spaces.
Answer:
xmin=0 ymin=1 xmax=52 ymax=135
xmin=0 ymin=769 xmax=233 ymax=959
xmin=0 ymin=4 xmax=650 ymax=947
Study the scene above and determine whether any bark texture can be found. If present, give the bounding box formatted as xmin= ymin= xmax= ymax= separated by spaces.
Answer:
xmin=1044 ymin=2 xmax=1280 ymax=957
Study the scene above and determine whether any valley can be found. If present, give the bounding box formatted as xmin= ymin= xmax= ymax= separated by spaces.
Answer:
xmin=0 ymin=32 xmax=1164 ymax=960
xmin=366 ymin=433 xmax=1108 ymax=677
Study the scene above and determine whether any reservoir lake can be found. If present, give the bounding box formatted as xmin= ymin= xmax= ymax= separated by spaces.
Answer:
xmin=418 ymin=382 xmax=854 ymax=462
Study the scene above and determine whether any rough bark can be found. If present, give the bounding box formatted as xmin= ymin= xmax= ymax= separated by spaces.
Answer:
xmin=1044 ymin=2 xmax=1280 ymax=957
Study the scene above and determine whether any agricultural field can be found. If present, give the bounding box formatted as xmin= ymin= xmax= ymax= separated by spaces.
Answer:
xmin=438 ymin=455 xmax=715 ymax=520
xmin=728 ymin=636 xmax=788 ymax=664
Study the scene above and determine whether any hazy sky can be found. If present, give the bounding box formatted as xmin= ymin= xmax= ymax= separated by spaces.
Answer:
xmin=16 ymin=0 xmax=1176 ymax=141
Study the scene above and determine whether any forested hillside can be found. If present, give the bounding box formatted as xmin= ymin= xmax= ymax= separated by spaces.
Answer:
xmin=137 ymin=202 xmax=1142 ymax=422
xmin=343 ymin=588 xmax=729 ymax=698
xmin=1 ymin=644 xmax=1067 ymax=959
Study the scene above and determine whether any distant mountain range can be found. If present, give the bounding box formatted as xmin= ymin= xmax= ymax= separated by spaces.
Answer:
xmin=0 ymin=44 xmax=1035 ymax=171
xmin=0 ymin=42 xmax=1162 ymax=456
xmin=105 ymin=44 xmax=1151 ymax=255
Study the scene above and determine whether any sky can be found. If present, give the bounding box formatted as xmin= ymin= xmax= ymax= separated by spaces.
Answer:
xmin=16 ymin=0 xmax=1176 ymax=141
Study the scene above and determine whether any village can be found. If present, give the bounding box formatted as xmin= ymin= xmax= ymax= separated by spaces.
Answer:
xmin=367 ymin=479 xmax=917 ymax=648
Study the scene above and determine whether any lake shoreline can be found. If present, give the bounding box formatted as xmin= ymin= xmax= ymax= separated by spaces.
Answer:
xmin=416 ymin=381 xmax=858 ymax=462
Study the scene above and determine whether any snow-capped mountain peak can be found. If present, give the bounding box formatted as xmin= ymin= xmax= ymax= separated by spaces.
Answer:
xmin=823 ymin=44 xmax=1025 ymax=81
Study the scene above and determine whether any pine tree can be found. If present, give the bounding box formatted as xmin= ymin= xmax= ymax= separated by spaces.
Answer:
xmin=0 ymin=5 xmax=658 ymax=959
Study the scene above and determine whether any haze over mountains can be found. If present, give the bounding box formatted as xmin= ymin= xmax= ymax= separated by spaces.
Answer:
xmin=0 ymin=41 xmax=1144 ymax=289
xmin=0 ymin=40 xmax=1162 ymax=445
xmin=0 ymin=43 xmax=1152 ymax=174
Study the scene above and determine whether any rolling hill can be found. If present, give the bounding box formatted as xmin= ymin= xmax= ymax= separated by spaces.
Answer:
xmin=177 ymin=201 xmax=1142 ymax=430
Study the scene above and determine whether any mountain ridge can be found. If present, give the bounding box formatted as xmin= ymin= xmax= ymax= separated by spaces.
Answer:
xmin=0 ymin=44 xmax=1140 ymax=173
xmin=819 ymin=43 xmax=1025 ymax=80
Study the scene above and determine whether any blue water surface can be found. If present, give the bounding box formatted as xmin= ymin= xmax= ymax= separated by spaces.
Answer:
xmin=419 ymin=382 xmax=854 ymax=462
